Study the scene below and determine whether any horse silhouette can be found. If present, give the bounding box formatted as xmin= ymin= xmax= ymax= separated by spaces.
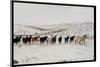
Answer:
xmin=69 ymin=36 xmax=75 ymax=43
xmin=13 ymin=35 xmax=22 ymax=44
xmin=58 ymin=36 xmax=62 ymax=44
xmin=51 ymin=35 xmax=57 ymax=44
xmin=65 ymin=36 xmax=69 ymax=43
xmin=22 ymin=35 xmax=32 ymax=44
xmin=40 ymin=36 xmax=48 ymax=44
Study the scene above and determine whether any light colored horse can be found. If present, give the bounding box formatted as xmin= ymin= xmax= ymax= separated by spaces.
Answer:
xmin=74 ymin=35 xmax=87 ymax=45
xmin=74 ymin=36 xmax=80 ymax=44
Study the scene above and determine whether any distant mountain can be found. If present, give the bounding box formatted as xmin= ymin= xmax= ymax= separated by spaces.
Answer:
xmin=14 ymin=24 xmax=48 ymax=35
xmin=37 ymin=22 xmax=94 ymax=35
xmin=24 ymin=25 xmax=48 ymax=31
xmin=14 ymin=22 xmax=94 ymax=36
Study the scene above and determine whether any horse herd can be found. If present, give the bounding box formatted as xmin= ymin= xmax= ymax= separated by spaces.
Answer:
xmin=13 ymin=34 xmax=88 ymax=46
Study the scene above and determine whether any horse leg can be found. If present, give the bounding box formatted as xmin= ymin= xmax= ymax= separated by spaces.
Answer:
xmin=32 ymin=39 xmax=33 ymax=44
xmin=29 ymin=41 xmax=31 ymax=45
xmin=70 ymin=40 xmax=72 ymax=43
xmin=79 ymin=40 xmax=81 ymax=45
xmin=46 ymin=40 xmax=48 ymax=44
xmin=83 ymin=40 xmax=85 ymax=45
xmin=65 ymin=41 xmax=66 ymax=43
xmin=40 ymin=41 xmax=42 ymax=44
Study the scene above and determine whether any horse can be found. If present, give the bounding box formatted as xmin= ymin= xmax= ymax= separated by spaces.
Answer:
xmin=65 ymin=36 xmax=69 ymax=43
xmin=74 ymin=36 xmax=80 ymax=44
xmin=28 ymin=35 xmax=32 ymax=44
xmin=13 ymin=35 xmax=22 ymax=44
xmin=78 ymin=35 xmax=87 ymax=45
xmin=32 ymin=36 xmax=40 ymax=44
xmin=22 ymin=35 xmax=32 ymax=44
xmin=58 ymin=36 xmax=62 ymax=44
xmin=73 ymin=35 xmax=87 ymax=45
xmin=13 ymin=36 xmax=19 ymax=44
xmin=22 ymin=36 xmax=27 ymax=44
xmin=51 ymin=35 xmax=57 ymax=44
xmin=40 ymin=36 xmax=48 ymax=44
xmin=69 ymin=36 xmax=75 ymax=43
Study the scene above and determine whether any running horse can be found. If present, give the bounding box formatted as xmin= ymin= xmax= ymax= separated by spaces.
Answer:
xmin=32 ymin=36 xmax=40 ymax=44
xmin=58 ymin=36 xmax=62 ymax=44
xmin=40 ymin=36 xmax=48 ymax=44
xmin=22 ymin=35 xmax=32 ymax=44
xmin=51 ymin=35 xmax=57 ymax=44
xmin=13 ymin=35 xmax=22 ymax=44
xmin=78 ymin=35 xmax=87 ymax=45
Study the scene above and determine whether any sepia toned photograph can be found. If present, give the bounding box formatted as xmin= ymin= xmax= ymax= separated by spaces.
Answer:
xmin=12 ymin=1 xmax=96 ymax=66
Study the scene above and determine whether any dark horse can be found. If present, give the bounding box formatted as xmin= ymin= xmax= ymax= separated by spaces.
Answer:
xmin=22 ymin=35 xmax=32 ymax=44
xmin=51 ymin=35 xmax=57 ymax=44
xmin=40 ymin=36 xmax=48 ymax=44
xmin=69 ymin=36 xmax=75 ymax=43
xmin=13 ymin=35 xmax=22 ymax=44
xmin=65 ymin=36 xmax=69 ymax=43
xmin=58 ymin=36 xmax=62 ymax=44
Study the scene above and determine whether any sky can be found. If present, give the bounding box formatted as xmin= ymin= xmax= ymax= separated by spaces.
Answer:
xmin=14 ymin=2 xmax=94 ymax=26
